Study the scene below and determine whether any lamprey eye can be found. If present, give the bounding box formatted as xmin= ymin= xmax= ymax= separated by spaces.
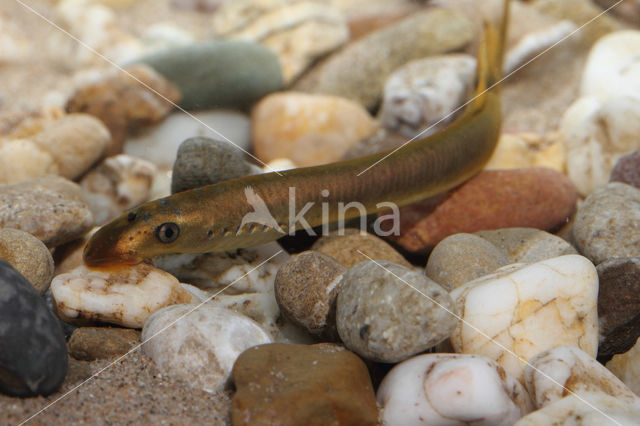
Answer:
xmin=155 ymin=222 xmax=180 ymax=243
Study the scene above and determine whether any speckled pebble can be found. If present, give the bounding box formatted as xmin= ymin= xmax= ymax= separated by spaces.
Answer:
xmin=0 ymin=176 xmax=94 ymax=248
xmin=0 ymin=260 xmax=67 ymax=396
xmin=274 ymin=251 xmax=346 ymax=338
xmin=68 ymin=327 xmax=140 ymax=361
xmin=336 ymin=261 xmax=456 ymax=363
xmin=0 ymin=228 xmax=54 ymax=295
xmin=171 ymin=136 xmax=254 ymax=194
xmin=573 ymin=182 xmax=640 ymax=264
xmin=425 ymin=233 xmax=510 ymax=292
xmin=611 ymin=150 xmax=640 ymax=189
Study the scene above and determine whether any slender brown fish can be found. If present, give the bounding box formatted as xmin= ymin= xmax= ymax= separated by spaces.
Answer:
xmin=84 ymin=1 xmax=510 ymax=266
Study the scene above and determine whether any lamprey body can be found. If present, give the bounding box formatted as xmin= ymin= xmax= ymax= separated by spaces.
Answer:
xmin=84 ymin=2 xmax=509 ymax=266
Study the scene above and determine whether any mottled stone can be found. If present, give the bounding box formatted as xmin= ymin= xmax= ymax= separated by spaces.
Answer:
xmin=142 ymin=304 xmax=272 ymax=393
xmin=450 ymin=255 xmax=599 ymax=382
xmin=0 ymin=228 xmax=54 ymax=295
xmin=336 ymin=261 xmax=456 ymax=363
xmin=573 ymin=183 xmax=640 ymax=264
xmin=596 ymin=258 xmax=640 ymax=356
xmin=607 ymin=337 xmax=640 ymax=396
xmin=0 ymin=260 xmax=67 ymax=396
xmin=311 ymin=229 xmax=411 ymax=268
xmin=68 ymin=327 xmax=140 ymax=361
xmin=486 ymin=133 xmax=566 ymax=173
xmin=274 ymin=251 xmax=346 ymax=338
xmin=475 ymin=228 xmax=578 ymax=264
xmin=171 ymin=136 xmax=253 ymax=194
xmin=378 ymin=353 xmax=533 ymax=425
xmin=139 ymin=41 xmax=283 ymax=110
xmin=425 ymin=233 xmax=510 ymax=292
xmin=252 ymin=92 xmax=378 ymax=167
xmin=0 ymin=176 xmax=94 ymax=248
xmin=0 ymin=139 xmax=59 ymax=185
xmin=611 ymin=150 xmax=640 ymax=189
xmin=293 ymin=8 xmax=473 ymax=109
xmin=385 ymin=168 xmax=578 ymax=255
xmin=232 ymin=343 xmax=378 ymax=425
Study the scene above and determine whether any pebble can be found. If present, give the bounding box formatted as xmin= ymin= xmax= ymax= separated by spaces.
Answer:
xmin=377 ymin=353 xmax=533 ymax=425
xmin=607 ymin=337 xmax=640 ymax=397
xmin=274 ymin=251 xmax=346 ymax=338
xmin=573 ymin=182 xmax=640 ymax=265
xmin=231 ymin=343 xmax=378 ymax=425
xmin=0 ymin=16 xmax=32 ymax=64
xmin=580 ymin=30 xmax=640 ymax=101
xmin=450 ymin=255 xmax=599 ymax=382
xmin=0 ymin=139 xmax=59 ymax=185
xmin=171 ymin=137 xmax=254 ymax=194
xmin=140 ymin=23 xmax=195 ymax=54
xmin=560 ymin=95 xmax=640 ymax=196
xmin=293 ymin=8 xmax=473 ymax=109
xmin=80 ymin=154 xmax=157 ymax=225
xmin=474 ymin=228 xmax=578 ymax=264
xmin=142 ymin=304 xmax=272 ymax=393
xmin=340 ymin=128 xmax=408 ymax=160
xmin=485 ymin=133 xmax=566 ymax=172
xmin=212 ymin=0 xmax=349 ymax=83
xmin=610 ymin=150 xmax=640 ymax=189
xmin=68 ymin=327 xmax=140 ymax=361
xmin=425 ymin=233 xmax=510 ymax=292
xmin=0 ymin=260 xmax=67 ymax=396
xmin=66 ymin=65 xmax=181 ymax=155
xmin=252 ymin=92 xmax=378 ymax=167
xmin=50 ymin=263 xmax=193 ymax=328
xmin=336 ymin=261 xmax=456 ymax=363
xmin=377 ymin=54 xmax=477 ymax=138
xmin=384 ymin=168 xmax=578 ymax=255
xmin=595 ymin=0 xmax=640 ymax=24
xmin=124 ymin=110 xmax=251 ymax=169
xmin=311 ymin=229 xmax=411 ymax=268
xmin=0 ymin=228 xmax=54 ymax=295
xmin=138 ymin=41 xmax=283 ymax=110
xmin=0 ymin=176 xmax=94 ymax=248
xmin=596 ymin=258 xmax=640 ymax=356
xmin=170 ymin=0 xmax=225 ymax=12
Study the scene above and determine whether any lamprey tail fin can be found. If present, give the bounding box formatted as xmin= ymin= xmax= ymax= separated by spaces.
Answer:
xmin=490 ymin=0 xmax=511 ymax=86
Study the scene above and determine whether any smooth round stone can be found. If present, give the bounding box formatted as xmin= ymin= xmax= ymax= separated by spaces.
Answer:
xmin=384 ymin=168 xmax=578 ymax=255
xmin=142 ymin=304 xmax=272 ymax=393
xmin=293 ymin=8 xmax=473 ymax=109
xmin=232 ymin=343 xmax=378 ymax=425
xmin=450 ymin=255 xmax=599 ymax=383
xmin=0 ymin=228 xmax=54 ymax=294
xmin=0 ymin=260 xmax=67 ymax=396
xmin=596 ymin=257 xmax=640 ymax=356
xmin=573 ymin=182 xmax=640 ymax=264
xmin=377 ymin=353 xmax=533 ymax=425
xmin=138 ymin=40 xmax=283 ymax=110
xmin=611 ymin=150 xmax=640 ymax=189
xmin=68 ymin=327 xmax=140 ymax=361
xmin=311 ymin=229 xmax=411 ymax=269
xmin=560 ymin=95 xmax=640 ymax=196
xmin=171 ymin=136 xmax=254 ymax=194
xmin=0 ymin=175 xmax=94 ymax=248
xmin=252 ymin=92 xmax=378 ymax=167
xmin=607 ymin=337 xmax=640 ymax=397
xmin=274 ymin=251 xmax=346 ymax=338
xmin=486 ymin=133 xmax=565 ymax=172
xmin=475 ymin=228 xmax=578 ymax=264
xmin=0 ymin=139 xmax=58 ymax=185
xmin=426 ymin=233 xmax=510 ymax=292
xmin=336 ymin=261 xmax=456 ymax=363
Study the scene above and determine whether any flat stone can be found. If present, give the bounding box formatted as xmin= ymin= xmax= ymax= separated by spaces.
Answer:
xmin=0 ymin=228 xmax=54 ymax=294
xmin=68 ymin=327 xmax=140 ymax=361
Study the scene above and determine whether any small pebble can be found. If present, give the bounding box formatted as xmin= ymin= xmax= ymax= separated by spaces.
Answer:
xmin=0 ymin=228 xmax=54 ymax=294
xmin=596 ymin=257 xmax=640 ymax=356
xmin=68 ymin=327 xmax=140 ymax=361
xmin=610 ymin=150 xmax=640 ymax=189
xmin=138 ymin=40 xmax=283 ymax=110
xmin=0 ymin=175 xmax=94 ymax=248
xmin=336 ymin=261 xmax=456 ymax=363
xmin=607 ymin=337 xmax=640 ymax=397
xmin=573 ymin=182 xmax=640 ymax=264
xmin=485 ymin=132 xmax=565 ymax=172
xmin=0 ymin=260 xmax=67 ymax=396
xmin=142 ymin=304 xmax=272 ymax=393
xmin=50 ymin=263 xmax=193 ymax=328
xmin=377 ymin=353 xmax=533 ymax=425
xmin=274 ymin=251 xmax=346 ymax=338
xmin=450 ymin=255 xmax=599 ymax=382
xmin=252 ymin=92 xmax=378 ymax=167
xmin=231 ymin=343 xmax=378 ymax=425
xmin=171 ymin=136 xmax=254 ymax=194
